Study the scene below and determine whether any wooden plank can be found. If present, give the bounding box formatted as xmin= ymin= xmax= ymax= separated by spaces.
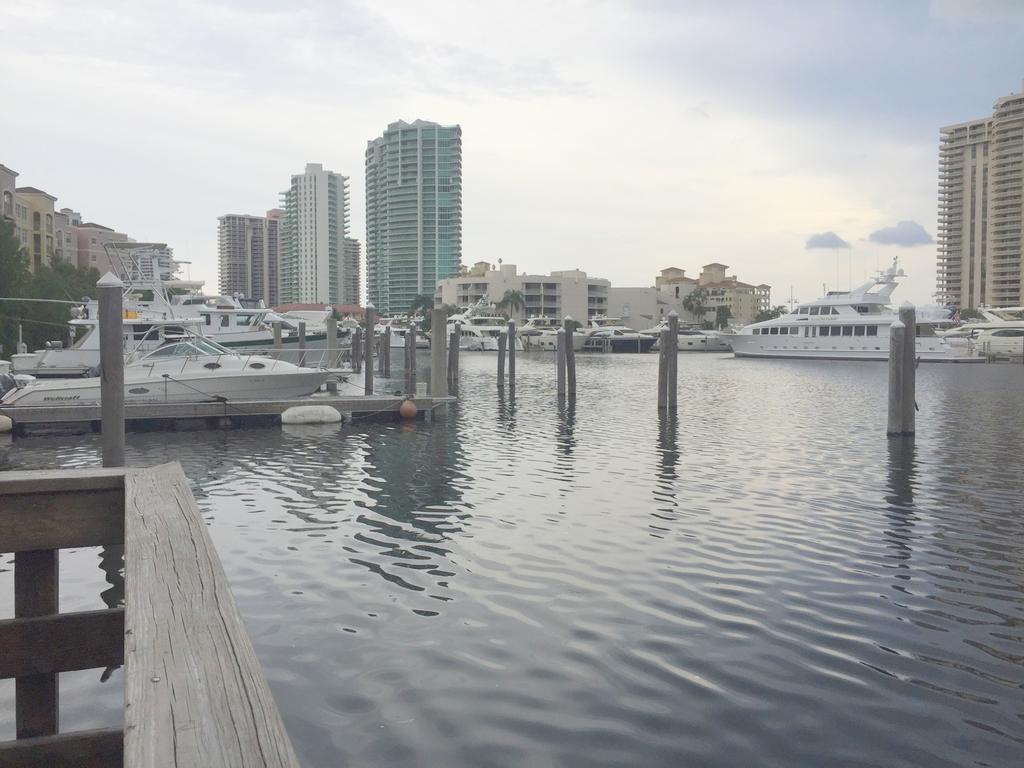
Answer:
xmin=0 ymin=488 xmax=124 ymax=553
xmin=124 ymin=463 xmax=300 ymax=768
xmin=0 ymin=609 xmax=124 ymax=678
xmin=0 ymin=728 xmax=123 ymax=768
xmin=15 ymin=550 xmax=59 ymax=739
xmin=0 ymin=468 xmax=126 ymax=495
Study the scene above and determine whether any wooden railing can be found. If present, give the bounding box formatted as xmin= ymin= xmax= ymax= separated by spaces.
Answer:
xmin=0 ymin=463 xmax=299 ymax=767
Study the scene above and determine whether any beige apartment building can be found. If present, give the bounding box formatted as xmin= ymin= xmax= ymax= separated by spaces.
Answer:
xmin=15 ymin=186 xmax=58 ymax=271
xmin=435 ymin=262 xmax=609 ymax=321
xmin=1 ymin=164 xmax=16 ymax=224
xmin=937 ymin=83 xmax=1024 ymax=308
xmin=75 ymin=222 xmax=132 ymax=273
xmin=609 ymin=264 xmax=770 ymax=330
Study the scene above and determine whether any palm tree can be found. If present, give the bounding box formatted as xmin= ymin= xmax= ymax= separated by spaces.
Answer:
xmin=408 ymin=293 xmax=435 ymax=318
xmin=495 ymin=289 xmax=525 ymax=318
xmin=681 ymin=288 xmax=707 ymax=319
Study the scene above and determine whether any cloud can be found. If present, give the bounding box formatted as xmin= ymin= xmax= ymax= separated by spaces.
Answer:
xmin=868 ymin=220 xmax=933 ymax=247
xmin=805 ymin=231 xmax=850 ymax=249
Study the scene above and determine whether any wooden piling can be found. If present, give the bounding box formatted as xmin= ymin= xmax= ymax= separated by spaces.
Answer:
xmin=382 ymin=326 xmax=392 ymax=377
xmin=657 ymin=328 xmax=671 ymax=410
xmin=507 ymin=319 xmax=516 ymax=388
xmin=272 ymin=321 xmax=282 ymax=358
xmin=430 ymin=308 xmax=448 ymax=397
xmin=363 ymin=304 xmax=375 ymax=396
xmin=564 ymin=316 xmax=577 ymax=395
xmin=14 ymin=550 xmax=59 ymax=738
xmin=297 ymin=321 xmax=307 ymax=368
xmin=97 ymin=272 xmax=125 ymax=469
xmin=898 ymin=303 xmax=916 ymax=436
xmin=666 ymin=311 xmax=679 ymax=410
xmin=325 ymin=317 xmax=338 ymax=393
xmin=447 ymin=325 xmax=459 ymax=387
xmin=352 ymin=328 xmax=362 ymax=374
xmin=497 ymin=333 xmax=507 ymax=381
xmin=886 ymin=320 xmax=912 ymax=436
xmin=405 ymin=322 xmax=417 ymax=396
xmin=556 ymin=327 xmax=567 ymax=396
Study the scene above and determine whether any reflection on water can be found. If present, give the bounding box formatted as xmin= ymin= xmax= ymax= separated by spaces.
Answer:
xmin=1 ymin=353 xmax=1023 ymax=767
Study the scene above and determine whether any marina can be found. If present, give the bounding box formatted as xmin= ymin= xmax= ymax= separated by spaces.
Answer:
xmin=1 ymin=350 xmax=1022 ymax=766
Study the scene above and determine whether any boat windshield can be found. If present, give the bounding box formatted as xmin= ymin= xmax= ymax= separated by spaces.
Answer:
xmin=143 ymin=338 xmax=230 ymax=359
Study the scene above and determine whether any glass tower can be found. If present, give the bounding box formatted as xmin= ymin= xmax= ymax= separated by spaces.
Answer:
xmin=365 ymin=120 xmax=462 ymax=314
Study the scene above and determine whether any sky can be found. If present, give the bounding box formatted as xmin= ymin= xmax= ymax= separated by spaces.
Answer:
xmin=2 ymin=0 xmax=1023 ymax=308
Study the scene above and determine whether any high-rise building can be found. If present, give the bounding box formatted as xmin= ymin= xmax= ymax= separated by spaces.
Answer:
xmin=365 ymin=119 xmax=462 ymax=314
xmin=279 ymin=163 xmax=353 ymax=305
xmin=217 ymin=210 xmax=282 ymax=305
xmin=937 ymin=83 xmax=1024 ymax=308
xmin=344 ymin=236 xmax=361 ymax=307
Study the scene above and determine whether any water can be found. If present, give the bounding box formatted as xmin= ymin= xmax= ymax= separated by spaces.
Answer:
xmin=2 ymin=352 xmax=1023 ymax=767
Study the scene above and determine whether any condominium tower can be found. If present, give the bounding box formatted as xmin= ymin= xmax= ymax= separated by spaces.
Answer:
xmin=217 ymin=210 xmax=282 ymax=305
xmin=279 ymin=163 xmax=354 ymax=305
xmin=365 ymin=120 xmax=462 ymax=314
xmin=937 ymin=83 xmax=1024 ymax=308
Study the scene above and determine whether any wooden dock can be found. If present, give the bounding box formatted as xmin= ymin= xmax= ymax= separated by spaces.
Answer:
xmin=0 ymin=463 xmax=300 ymax=767
xmin=1 ymin=394 xmax=455 ymax=437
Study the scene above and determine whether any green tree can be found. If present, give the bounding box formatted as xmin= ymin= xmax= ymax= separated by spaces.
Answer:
xmin=0 ymin=218 xmax=30 ymax=356
xmin=753 ymin=305 xmax=790 ymax=323
xmin=495 ymin=289 xmax=525 ymax=318
xmin=408 ymin=293 xmax=435 ymax=318
xmin=715 ymin=305 xmax=732 ymax=329
xmin=681 ymin=288 xmax=707 ymax=319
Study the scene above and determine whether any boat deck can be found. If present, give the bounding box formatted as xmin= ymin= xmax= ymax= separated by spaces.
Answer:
xmin=1 ymin=393 xmax=454 ymax=437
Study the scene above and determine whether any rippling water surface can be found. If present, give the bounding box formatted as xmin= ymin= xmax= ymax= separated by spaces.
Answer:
xmin=2 ymin=353 xmax=1023 ymax=767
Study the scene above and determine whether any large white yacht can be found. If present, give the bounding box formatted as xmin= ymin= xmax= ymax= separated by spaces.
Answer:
xmin=726 ymin=262 xmax=981 ymax=363
xmin=1 ymin=336 xmax=333 ymax=406
xmin=447 ymin=299 xmax=524 ymax=351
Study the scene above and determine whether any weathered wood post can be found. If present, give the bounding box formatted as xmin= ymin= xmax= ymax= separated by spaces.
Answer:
xmin=897 ymin=302 xmax=916 ymax=435
xmin=497 ymin=332 xmax=507 ymax=381
xmin=657 ymin=327 xmax=671 ymax=410
xmin=98 ymin=272 xmax=125 ymax=468
xmin=405 ymin=322 xmax=417 ymax=395
xmin=363 ymin=304 xmax=375 ymax=395
xmin=887 ymin=320 xmax=909 ymax=436
xmin=272 ymin=321 xmax=282 ymax=359
xmin=667 ymin=311 xmax=679 ymax=410
xmin=382 ymin=326 xmax=392 ymax=377
xmin=352 ymin=328 xmax=362 ymax=374
xmin=447 ymin=324 xmax=460 ymax=387
xmin=507 ymin=319 xmax=516 ymax=388
xmin=297 ymin=321 xmax=307 ymax=368
xmin=564 ymin=316 xmax=577 ymax=395
xmin=556 ymin=327 xmax=567 ymax=396
xmin=325 ymin=317 xmax=338 ymax=393
xmin=429 ymin=308 xmax=448 ymax=397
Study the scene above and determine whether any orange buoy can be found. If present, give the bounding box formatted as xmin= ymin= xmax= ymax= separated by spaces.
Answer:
xmin=399 ymin=399 xmax=418 ymax=419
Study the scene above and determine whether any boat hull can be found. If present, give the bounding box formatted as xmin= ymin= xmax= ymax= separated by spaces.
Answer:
xmin=1 ymin=370 xmax=332 ymax=406
xmin=727 ymin=334 xmax=983 ymax=362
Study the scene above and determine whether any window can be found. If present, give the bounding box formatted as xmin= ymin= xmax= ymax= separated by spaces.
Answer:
xmin=809 ymin=307 xmax=820 ymax=315
xmin=841 ymin=326 xmax=853 ymax=336
xmin=33 ymin=212 xmax=41 ymax=229
xmin=854 ymin=326 xmax=865 ymax=336
xmin=803 ymin=327 xmax=809 ymax=337
xmin=866 ymin=326 xmax=878 ymax=336
xmin=753 ymin=328 xmax=760 ymax=335
xmin=769 ymin=327 xmax=779 ymax=335
xmin=790 ymin=327 xmax=799 ymax=334
xmin=993 ymin=329 xmax=1024 ymax=337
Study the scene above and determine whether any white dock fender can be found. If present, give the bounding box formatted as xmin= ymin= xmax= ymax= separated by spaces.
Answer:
xmin=280 ymin=405 xmax=342 ymax=425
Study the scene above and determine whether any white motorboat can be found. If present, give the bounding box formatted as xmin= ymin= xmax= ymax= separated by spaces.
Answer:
xmin=641 ymin=320 xmax=732 ymax=352
xmin=726 ymin=261 xmax=982 ymax=362
xmin=1 ymin=337 xmax=332 ymax=406
xmin=974 ymin=327 xmax=1024 ymax=359
xmin=936 ymin=307 xmax=1024 ymax=342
